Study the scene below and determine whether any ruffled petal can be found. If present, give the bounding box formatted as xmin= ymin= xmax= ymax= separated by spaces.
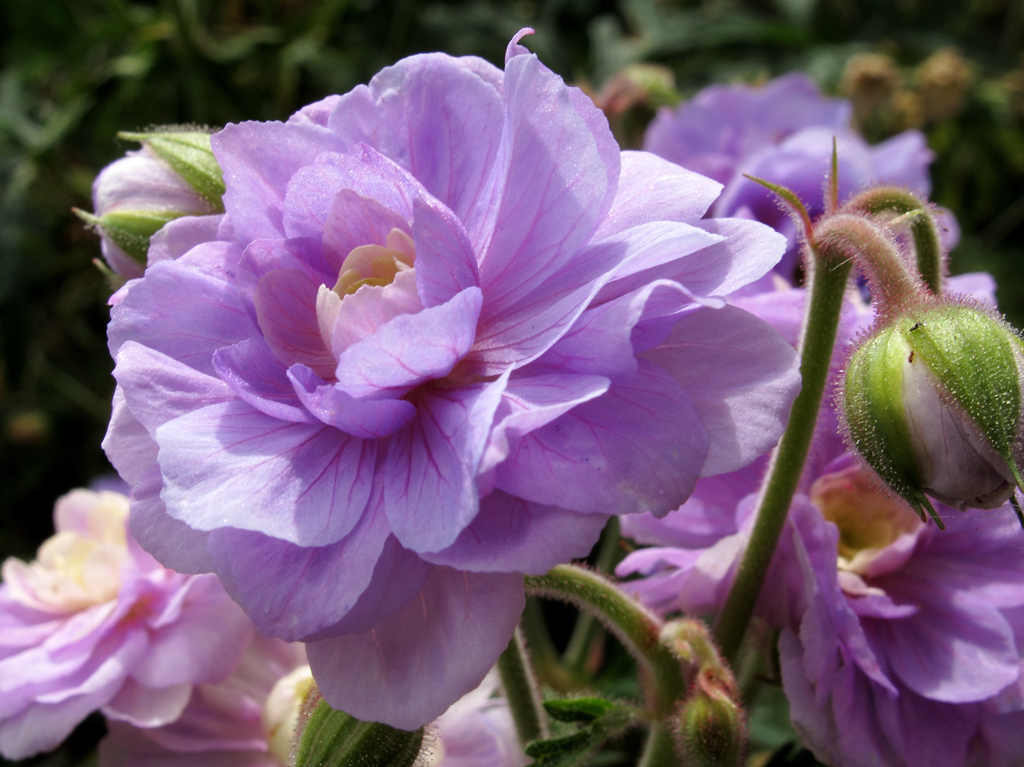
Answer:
xmin=306 ymin=568 xmax=524 ymax=730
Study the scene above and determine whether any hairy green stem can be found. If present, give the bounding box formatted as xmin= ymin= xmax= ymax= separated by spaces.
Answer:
xmin=637 ymin=722 xmax=679 ymax=767
xmin=520 ymin=598 xmax=586 ymax=692
xmin=562 ymin=517 xmax=622 ymax=675
xmin=526 ymin=564 xmax=684 ymax=717
xmin=712 ymin=252 xmax=853 ymax=664
xmin=496 ymin=627 xmax=548 ymax=746
xmin=844 ymin=186 xmax=944 ymax=294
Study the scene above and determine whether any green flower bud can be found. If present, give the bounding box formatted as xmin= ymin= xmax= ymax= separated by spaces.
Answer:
xmin=295 ymin=693 xmax=424 ymax=767
xmin=76 ymin=128 xmax=223 ymax=278
xmin=676 ymin=681 xmax=746 ymax=767
xmin=844 ymin=303 xmax=1024 ymax=525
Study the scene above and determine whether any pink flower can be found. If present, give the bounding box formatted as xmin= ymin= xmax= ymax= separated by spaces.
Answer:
xmin=0 ymin=489 xmax=252 ymax=759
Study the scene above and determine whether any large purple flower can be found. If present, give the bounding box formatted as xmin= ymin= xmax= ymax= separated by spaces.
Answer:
xmin=103 ymin=31 xmax=800 ymax=728
xmin=617 ymin=275 xmax=1024 ymax=767
xmin=643 ymin=73 xmax=949 ymax=278
xmin=0 ymin=489 xmax=252 ymax=759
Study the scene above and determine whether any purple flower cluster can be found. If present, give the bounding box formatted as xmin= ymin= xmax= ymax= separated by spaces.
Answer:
xmin=101 ymin=30 xmax=801 ymax=729
xmin=617 ymin=274 xmax=1024 ymax=767
xmin=644 ymin=73 xmax=953 ymax=277
xmin=0 ymin=489 xmax=252 ymax=760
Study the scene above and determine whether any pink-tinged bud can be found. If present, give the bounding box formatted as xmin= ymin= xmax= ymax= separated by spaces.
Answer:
xmin=843 ymin=303 xmax=1024 ymax=525
xmin=77 ymin=131 xmax=222 ymax=278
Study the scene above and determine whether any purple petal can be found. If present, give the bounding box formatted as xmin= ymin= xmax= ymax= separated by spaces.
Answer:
xmin=113 ymin=342 xmax=235 ymax=435
xmin=103 ymin=387 xmax=159 ymax=486
xmin=327 ymin=54 xmax=505 ymax=229
xmin=206 ymin=500 xmax=391 ymax=640
xmin=335 ymin=287 xmax=482 ymax=399
xmin=130 ymin=575 xmax=252 ymax=687
xmin=101 ymin=679 xmax=191 ymax=728
xmin=108 ymin=259 xmax=253 ymax=376
xmin=156 ymin=401 xmax=375 ymax=546
xmin=870 ymin=130 xmax=933 ymax=193
xmin=282 ymin=145 xmax=425 ymax=240
xmin=870 ymin=584 xmax=1020 ymax=703
xmin=475 ymin=52 xmax=619 ymax=321
xmin=212 ymin=120 xmax=347 ymax=243
xmin=421 ymin=490 xmax=607 ymax=574
xmin=640 ymin=304 xmax=800 ymax=476
xmin=593 ymin=151 xmax=722 ymax=240
xmin=147 ymin=215 xmax=224 ymax=265
xmin=290 ymin=94 xmax=344 ymax=127
xmin=213 ymin=337 xmax=317 ymax=423
xmin=413 ymin=196 xmax=480 ymax=307
xmin=323 ymin=190 xmax=411 ymax=270
xmin=253 ymin=268 xmax=336 ymax=378
xmin=288 ymin=364 xmax=416 ymax=438
xmin=128 ymin=467 xmax=216 ymax=575
xmin=384 ymin=376 xmax=508 ymax=553
xmin=306 ymin=568 xmax=524 ymax=730
xmin=496 ymin=360 xmax=708 ymax=516
xmin=481 ymin=373 xmax=611 ymax=477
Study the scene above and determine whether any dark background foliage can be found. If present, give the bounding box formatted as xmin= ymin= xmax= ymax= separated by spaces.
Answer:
xmin=0 ymin=1 xmax=1022 ymax=763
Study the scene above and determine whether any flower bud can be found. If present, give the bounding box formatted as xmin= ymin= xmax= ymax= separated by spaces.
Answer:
xmin=76 ymin=129 xmax=223 ymax=277
xmin=676 ymin=680 xmax=746 ymax=767
xmin=294 ymin=691 xmax=424 ymax=767
xmin=844 ymin=303 xmax=1024 ymax=524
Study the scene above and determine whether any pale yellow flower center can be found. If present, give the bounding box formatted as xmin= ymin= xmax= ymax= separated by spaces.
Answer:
xmin=2 ymin=491 xmax=129 ymax=612
xmin=333 ymin=228 xmax=416 ymax=297
xmin=810 ymin=465 xmax=921 ymax=574
xmin=262 ymin=664 xmax=315 ymax=765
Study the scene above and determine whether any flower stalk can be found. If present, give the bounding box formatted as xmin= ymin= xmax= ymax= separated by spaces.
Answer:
xmin=712 ymin=211 xmax=854 ymax=664
xmin=496 ymin=627 xmax=549 ymax=747
xmin=525 ymin=564 xmax=685 ymax=718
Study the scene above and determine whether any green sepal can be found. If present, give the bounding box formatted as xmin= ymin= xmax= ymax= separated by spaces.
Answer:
xmin=902 ymin=306 xmax=1023 ymax=481
xmin=120 ymin=130 xmax=226 ymax=210
xmin=75 ymin=206 xmax=182 ymax=262
xmin=294 ymin=698 xmax=424 ymax=767
xmin=844 ymin=325 xmax=935 ymax=523
xmin=543 ymin=697 xmax=617 ymax=723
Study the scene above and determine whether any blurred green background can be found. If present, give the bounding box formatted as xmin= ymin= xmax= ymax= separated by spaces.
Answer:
xmin=1 ymin=1 xmax=1022 ymax=765
xmin=2 ymin=0 xmax=1023 ymax=610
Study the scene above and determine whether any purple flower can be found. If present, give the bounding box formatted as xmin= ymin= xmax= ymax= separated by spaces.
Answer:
xmin=100 ymin=635 xmax=307 ymax=767
xmin=643 ymin=73 xmax=951 ymax=278
xmin=617 ymin=274 xmax=1024 ymax=767
xmin=0 ymin=489 xmax=252 ymax=760
xmin=100 ymin=644 xmax=525 ymax=767
xmin=102 ymin=30 xmax=801 ymax=729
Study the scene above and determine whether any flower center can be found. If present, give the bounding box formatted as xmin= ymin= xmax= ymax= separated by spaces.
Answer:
xmin=332 ymin=228 xmax=416 ymax=297
xmin=262 ymin=664 xmax=315 ymax=765
xmin=1 ymin=491 xmax=129 ymax=612
xmin=810 ymin=464 xmax=921 ymax=574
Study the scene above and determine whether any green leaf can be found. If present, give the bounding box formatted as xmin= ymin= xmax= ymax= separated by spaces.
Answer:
xmin=543 ymin=697 xmax=617 ymax=723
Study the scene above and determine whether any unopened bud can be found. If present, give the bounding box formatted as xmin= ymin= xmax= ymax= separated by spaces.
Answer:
xmin=295 ymin=692 xmax=424 ymax=767
xmin=844 ymin=303 xmax=1024 ymax=524
xmin=676 ymin=677 xmax=746 ymax=767
xmin=915 ymin=48 xmax=972 ymax=124
xmin=77 ymin=128 xmax=222 ymax=277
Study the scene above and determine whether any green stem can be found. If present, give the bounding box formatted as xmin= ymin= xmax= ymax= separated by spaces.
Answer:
xmin=844 ymin=186 xmax=944 ymax=294
xmin=496 ymin=627 xmax=549 ymax=746
xmin=526 ymin=564 xmax=684 ymax=718
xmin=712 ymin=252 xmax=853 ymax=664
xmin=637 ymin=722 xmax=678 ymax=767
xmin=562 ymin=518 xmax=622 ymax=675
xmin=520 ymin=598 xmax=586 ymax=692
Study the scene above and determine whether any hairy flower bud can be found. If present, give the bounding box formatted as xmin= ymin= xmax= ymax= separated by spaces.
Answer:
xmin=77 ymin=129 xmax=223 ymax=278
xmin=676 ymin=682 xmax=746 ymax=767
xmin=844 ymin=303 xmax=1024 ymax=524
xmin=295 ymin=694 xmax=424 ymax=767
